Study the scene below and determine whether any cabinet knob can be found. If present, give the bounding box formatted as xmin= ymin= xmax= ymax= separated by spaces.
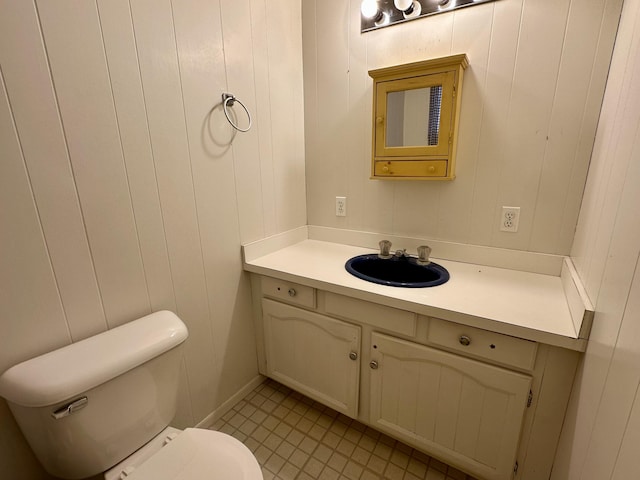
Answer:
xmin=376 ymin=116 xmax=384 ymax=124
xmin=383 ymin=166 xmax=390 ymax=173
xmin=369 ymin=360 xmax=379 ymax=369
xmin=428 ymin=166 xmax=436 ymax=173
xmin=349 ymin=351 xmax=358 ymax=361
xmin=287 ymin=288 xmax=296 ymax=297
xmin=459 ymin=335 xmax=471 ymax=346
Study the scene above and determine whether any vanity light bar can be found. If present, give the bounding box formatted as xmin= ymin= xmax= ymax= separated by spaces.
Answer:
xmin=360 ymin=0 xmax=499 ymax=33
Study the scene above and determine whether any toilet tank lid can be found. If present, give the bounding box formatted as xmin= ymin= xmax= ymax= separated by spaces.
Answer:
xmin=0 ymin=311 xmax=188 ymax=407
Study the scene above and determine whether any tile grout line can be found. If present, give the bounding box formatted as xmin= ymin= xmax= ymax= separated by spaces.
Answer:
xmin=209 ymin=379 xmax=476 ymax=480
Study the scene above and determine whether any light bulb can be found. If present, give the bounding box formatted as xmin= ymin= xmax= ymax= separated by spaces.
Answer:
xmin=394 ymin=0 xmax=413 ymax=10
xmin=361 ymin=0 xmax=380 ymax=19
xmin=394 ymin=0 xmax=422 ymax=18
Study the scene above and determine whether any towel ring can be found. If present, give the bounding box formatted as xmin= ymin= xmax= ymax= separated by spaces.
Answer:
xmin=222 ymin=93 xmax=252 ymax=132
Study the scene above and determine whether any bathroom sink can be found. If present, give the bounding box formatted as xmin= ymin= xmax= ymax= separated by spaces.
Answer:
xmin=345 ymin=254 xmax=450 ymax=288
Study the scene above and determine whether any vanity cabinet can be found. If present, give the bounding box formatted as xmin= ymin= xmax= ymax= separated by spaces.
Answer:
xmin=250 ymin=274 xmax=579 ymax=480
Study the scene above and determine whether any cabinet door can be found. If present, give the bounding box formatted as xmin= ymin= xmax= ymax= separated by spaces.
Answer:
xmin=262 ymin=299 xmax=361 ymax=417
xmin=369 ymin=333 xmax=531 ymax=480
xmin=374 ymin=71 xmax=454 ymax=158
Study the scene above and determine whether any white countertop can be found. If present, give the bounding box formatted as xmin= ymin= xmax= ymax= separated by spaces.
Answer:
xmin=243 ymin=238 xmax=587 ymax=351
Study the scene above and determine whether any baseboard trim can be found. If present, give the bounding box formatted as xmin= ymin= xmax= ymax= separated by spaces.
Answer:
xmin=195 ymin=374 xmax=266 ymax=429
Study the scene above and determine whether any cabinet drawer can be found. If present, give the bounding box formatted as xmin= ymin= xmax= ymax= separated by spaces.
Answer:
xmin=261 ymin=277 xmax=315 ymax=309
xmin=325 ymin=293 xmax=416 ymax=337
xmin=427 ymin=318 xmax=537 ymax=371
xmin=374 ymin=160 xmax=448 ymax=178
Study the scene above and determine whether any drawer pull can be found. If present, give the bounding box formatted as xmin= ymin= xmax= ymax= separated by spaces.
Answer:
xmin=288 ymin=288 xmax=297 ymax=297
xmin=369 ymin=360 xmax=379 ymax=369
xmin=459 ymin=335 xmax=471 ymax=346
xmin=349 ymin=351 xmax=358 ymax=361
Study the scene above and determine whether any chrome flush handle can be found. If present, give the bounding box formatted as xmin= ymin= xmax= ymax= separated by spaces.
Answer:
xmin=51 ymin=396 xmax=88 ymax=420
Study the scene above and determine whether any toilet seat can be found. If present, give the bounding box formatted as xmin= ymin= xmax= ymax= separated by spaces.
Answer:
xmin=123 ymin=428 xmax=263 ymax=480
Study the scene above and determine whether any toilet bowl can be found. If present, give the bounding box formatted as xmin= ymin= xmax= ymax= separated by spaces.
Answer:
xmin=0 ymin=311 xmax=262 ymax=480
xmin=105 ymin=427 xmax=262 ymax=480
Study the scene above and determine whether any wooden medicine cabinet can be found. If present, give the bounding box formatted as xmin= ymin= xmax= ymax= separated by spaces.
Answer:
xmin=369 ymin=54 xmax=468 ymax=180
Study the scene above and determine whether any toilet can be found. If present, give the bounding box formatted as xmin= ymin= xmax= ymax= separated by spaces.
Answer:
xmin=0 ymin=311 xmax=263 ymax=480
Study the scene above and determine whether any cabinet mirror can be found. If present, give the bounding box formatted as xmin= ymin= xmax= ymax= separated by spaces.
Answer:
xmin=386 ymin=85 xmax=442 ymax=147
xmin=369 ymin=54 xmax=467 ymax=180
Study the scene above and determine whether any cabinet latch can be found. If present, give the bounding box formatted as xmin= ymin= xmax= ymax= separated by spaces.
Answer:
xmin=514 ymin=461 xmax=519 ymax=475
xmin=527 ymin=390 xmax=533 ymax=408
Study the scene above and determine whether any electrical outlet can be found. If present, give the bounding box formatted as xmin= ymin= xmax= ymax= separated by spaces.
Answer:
xmin=336 ymin=196 xmax=347 ymax=217
xmin=500 ymin=206 xmax=520 ymax=232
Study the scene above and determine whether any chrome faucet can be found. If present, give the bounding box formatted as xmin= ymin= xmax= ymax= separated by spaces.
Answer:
xmin=394 ymin=249 xmax=408 ymax=258
xmin=379 ymin=240 xmax=432 ymax=264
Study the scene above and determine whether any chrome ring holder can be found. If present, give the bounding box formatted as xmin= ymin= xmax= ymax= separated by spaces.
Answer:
xmin=222 ymin=93 xmax=252 ymax=132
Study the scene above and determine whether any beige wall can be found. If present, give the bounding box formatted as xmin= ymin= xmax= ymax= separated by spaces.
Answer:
xmin=303 ymin=0 xmax=622 ymax=255
xmin=0 ymin=0 xmax=305 ymax=477
xmin=552 ymin=0 xmax=640 ymax=478
xmin=2 ymin=0 xmax=638 ymax=479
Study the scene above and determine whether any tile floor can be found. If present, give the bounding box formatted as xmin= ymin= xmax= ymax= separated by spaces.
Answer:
xmin=210 ymin=379 xmax=478 ymax=480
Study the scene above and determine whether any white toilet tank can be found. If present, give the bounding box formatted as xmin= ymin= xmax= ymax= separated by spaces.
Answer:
xmin=0 ymin=311 xmax=188 ymax=479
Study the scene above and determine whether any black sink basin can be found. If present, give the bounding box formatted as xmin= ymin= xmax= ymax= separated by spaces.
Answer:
xmin=345 ymin=254 xmax=449 ymax=288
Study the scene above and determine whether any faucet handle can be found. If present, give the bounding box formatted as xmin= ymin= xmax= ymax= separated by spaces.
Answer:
xmin=417 ymin=245 xmax=432 ymax=265
xmin=378 ymin=240 xmax=392 ymax=259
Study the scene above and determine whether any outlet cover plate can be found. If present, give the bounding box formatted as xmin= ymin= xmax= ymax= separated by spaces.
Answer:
xmin=336 ymin=196 xmax=347 ymax=217
xmin=500 ymin=206 xmax=520 ymax=232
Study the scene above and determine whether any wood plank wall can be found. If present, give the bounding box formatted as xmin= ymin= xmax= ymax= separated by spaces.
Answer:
xmin=303 ymin=0 xmax=622 ymax=255
xmin=0 ymin=1 xmax=305 ymax=477
xmin=553 ymin=0 xmax=640 ymax=478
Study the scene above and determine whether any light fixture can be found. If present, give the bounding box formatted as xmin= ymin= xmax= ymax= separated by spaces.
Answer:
xmin=394 ymin=0 xmax=422 ymax=19
xmin=361 ymin=0 xmax=497 ymax=33
xmin=361 ymin=0 xmax=389 ymax=27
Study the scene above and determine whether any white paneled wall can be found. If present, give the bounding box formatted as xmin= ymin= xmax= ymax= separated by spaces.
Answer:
xmin=0 ymin=0 xmax=305 ymax=478
xmin=552 ymin=0 xmax=640 ymax=478
xmin=303 ymin=0 xmax=622 ymax=255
